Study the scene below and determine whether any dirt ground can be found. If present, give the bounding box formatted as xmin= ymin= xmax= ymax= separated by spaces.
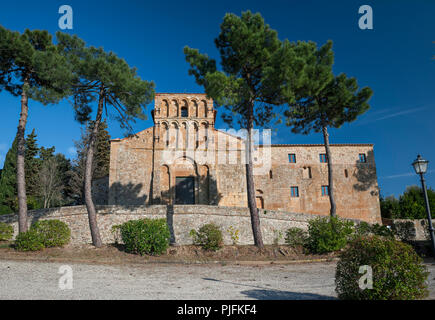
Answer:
xmin=0 ymin=241 xmax=336 ymax=265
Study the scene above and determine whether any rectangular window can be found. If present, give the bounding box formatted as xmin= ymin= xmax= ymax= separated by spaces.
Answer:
xmin=359 ymin=153 xmax=367 ymax=163
xmin=290 ymin=186 xmax=299 ymax=197
xmin=321 ymin=185 xmax=329 ymax=196
xmin=319 ymin=154 xmax=328 ymax=163
xmin=288 ymin=154 xmax=296 ymax=163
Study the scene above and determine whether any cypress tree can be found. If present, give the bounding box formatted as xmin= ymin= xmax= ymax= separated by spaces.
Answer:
xmin=0 ymin=138 xmax=17 ymax=214
xmin=24 ymin=129 xmax=40 ymax=197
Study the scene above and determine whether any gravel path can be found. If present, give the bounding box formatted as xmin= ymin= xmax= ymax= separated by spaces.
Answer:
xmin=0 ymin=260 xmax=434 ymax=300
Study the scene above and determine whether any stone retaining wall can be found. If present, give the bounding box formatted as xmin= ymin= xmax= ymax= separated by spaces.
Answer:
xmin=382 ymin=218 xmax=430 ymax=241
xmin=0 ymin=205 xmax=359 ymax=245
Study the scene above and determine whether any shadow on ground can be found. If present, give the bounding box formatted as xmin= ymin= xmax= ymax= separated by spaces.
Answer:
xmin=202 ymin=277 xmax=336 ymax=300
xmin=240 ymin=289 xmax=336 ymax=300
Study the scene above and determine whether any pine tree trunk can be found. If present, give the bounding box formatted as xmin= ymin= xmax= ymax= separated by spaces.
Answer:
xmin=245 ymin=103 xmax=264 ymax=248
xmin=322 ymin=126 xmax=337 ymax=217
xmin=16 ymin=81 xmax=29 ymax=233
xmin=84 ymin=88 xmax=104 ymax=248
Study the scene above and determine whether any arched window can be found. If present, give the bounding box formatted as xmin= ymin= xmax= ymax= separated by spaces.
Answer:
xmin=181 ymin=106 xmax=188 ymax=117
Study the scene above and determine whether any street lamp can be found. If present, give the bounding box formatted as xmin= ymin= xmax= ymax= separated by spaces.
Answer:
xmin=412 ymin=155 xmax=435 ymax=258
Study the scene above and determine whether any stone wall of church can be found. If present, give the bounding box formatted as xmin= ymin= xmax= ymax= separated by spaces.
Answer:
xmin=106 ymin=93 xmax=381 ymax=224
xmin=0 ymin=205 xmax=363 ymax=245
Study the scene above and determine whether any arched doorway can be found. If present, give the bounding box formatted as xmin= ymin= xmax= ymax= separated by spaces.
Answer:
xmin=172 ymin=157 xmax=198 ymax=205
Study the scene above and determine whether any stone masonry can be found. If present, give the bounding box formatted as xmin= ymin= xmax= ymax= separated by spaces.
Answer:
xmin=105 ymin=93 xmax=382 ymax=224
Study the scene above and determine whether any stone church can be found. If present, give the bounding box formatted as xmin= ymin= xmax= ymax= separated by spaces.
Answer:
xmin=104 ymin=93 xmax=381 ymax=223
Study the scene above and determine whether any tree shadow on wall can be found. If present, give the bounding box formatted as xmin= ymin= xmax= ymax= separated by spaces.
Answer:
xmin=161 ymin=174 xmax=223 ymax=206
xmin=163 ymin=175 xmax=223 ymax=244
xmin=109 ymin=182 xmax=148 ymax=205
xmin=353 ymin=149 xmax=379 ymax=196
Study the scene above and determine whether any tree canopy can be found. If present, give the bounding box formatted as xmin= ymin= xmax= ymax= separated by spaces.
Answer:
xmin=184 ymin=10 xmax=310 ymax=247
xmin=381 ymin=186 xmax=435 ymax=219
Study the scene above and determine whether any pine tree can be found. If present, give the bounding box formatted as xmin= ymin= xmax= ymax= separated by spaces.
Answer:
xmin=0 ymin=27 xmax=72 ymax=232
xmin=57 ymin=32 xmax=155 ymax=247
xmin=285 ymin=42 xmax=373 ymax=217
xmin=183 ymin=11 xmax=306 ymax=248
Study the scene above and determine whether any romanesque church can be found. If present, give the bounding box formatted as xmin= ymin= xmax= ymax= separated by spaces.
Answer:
xmin=103 ymin=93 xmax=381 ymax=223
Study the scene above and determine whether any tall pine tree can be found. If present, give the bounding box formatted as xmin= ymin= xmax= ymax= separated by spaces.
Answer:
xmin=183 ymin=11 xmax=306 ymax=247
xmin=57 ymin=32 xmax=155 ymax=247
xmin=0 ymin=27 xmax=72 ymax=232
xmin=285 ymin=41 xmax=373 ymax=217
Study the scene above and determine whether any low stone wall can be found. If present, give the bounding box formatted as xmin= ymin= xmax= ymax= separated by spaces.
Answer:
xmin=0 ymin=205 xmax=340 ymax=245
xmin=382 ymin=218 xmax=430 ymax=241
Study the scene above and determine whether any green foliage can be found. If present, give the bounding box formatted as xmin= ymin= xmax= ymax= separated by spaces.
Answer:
xmin=30 ymin=220 xmax=71 ymax=247
xmin=335 ymin=236 xmax=429 ymax=300
xmin=14 ymin=229 xmax=44 ymax=251
xmin=184 ymin=10 xmax=306 ymax=128
xmin=111 ymin=224 xmax=121 ymax=244
xmin=306 ymin=216 xmax=354 ymax=254
xmin=190 ymin=223 xmax=223 ymax=251
xmin=380 ymin=195 xmax=400 ymax=219
xmin=56 ymin=32 xmax=155 ymax=132
xmin=24 ymin=129 xmax=40 ymax=197
xmin=226 ymin=225 xmax=240 ymax=245
xmin=0 ymin=128 xmax=73 ymax=213
xmin=0 ymin=137 xmax=17 ymax=214
xmin=0 ymin=222 xmax=13 ymax=241
xmin=285 ymin=227 xmax=308 ymax=247
xmin=354 ymin=222 xmax=395 ymax=238
xmin=392 ymin=221 xmax=416 ymax=241
xmin=120 ymin=219 xmax=170 ymax=255
xmin=0 ymin=27 xmax=73 ymax=102
xmin=380 ymin=186 xmax=435 ymax=219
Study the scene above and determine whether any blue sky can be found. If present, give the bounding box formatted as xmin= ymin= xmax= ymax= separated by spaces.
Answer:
xmin=0 ymin=0 xmax=434 ymax=197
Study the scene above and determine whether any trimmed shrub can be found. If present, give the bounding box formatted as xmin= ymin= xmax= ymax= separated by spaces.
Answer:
xmin=14 ymin=229 xmax=44 ymax=251
xmin=335 ymin=236 xmax=429 ymax=300
xmin=120 ymin=218 xmax=170 ymax=255
xmin=306 ymin=216 xmax=354 ymax=254
xmin=285 ymin=227 xmax=308 ymax=247
xmin=190 ymin=223 xmax=223 ymax=251
xmin=30 ymin=220 xmax=71 ymax=247
xmin=0 ymin=222 xmax=13 ymax=241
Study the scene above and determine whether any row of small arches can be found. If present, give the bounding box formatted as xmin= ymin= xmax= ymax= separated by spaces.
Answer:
xmin=157 ymin=99 xmax=210 ymax=118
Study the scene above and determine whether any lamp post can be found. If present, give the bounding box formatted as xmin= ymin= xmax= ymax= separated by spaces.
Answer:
xmin=412 ymin=155 xmax=435 ymax=258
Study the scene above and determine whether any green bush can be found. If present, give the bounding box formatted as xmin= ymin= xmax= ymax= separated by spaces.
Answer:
xmin=0 ymin=222 xmax=13 ymax=241
xmin=14 ymin=229 xmax=44 ymax=251
xmin=335 ymin=236 xmax=429 ymax=300
xmin=190 ymin=223 xmax=223 ymax=251
xmin=285 ymin=227 xmax=308 ymax=247
xmin=355 ymin=222 xmax=395 ymax=238
xmin=120 ymin=218 xmax=170 ymax=255
xmin=30 ymin=220 xmax=71 ymax=247
xmin=354 ymin=221 xmax=372 ymax=236
xmin=306 ymin=216 xmax=354 ymax=254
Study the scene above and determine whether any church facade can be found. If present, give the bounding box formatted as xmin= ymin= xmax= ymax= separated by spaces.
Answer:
xmin=107 ymin=93 xmax=381 ymax=223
